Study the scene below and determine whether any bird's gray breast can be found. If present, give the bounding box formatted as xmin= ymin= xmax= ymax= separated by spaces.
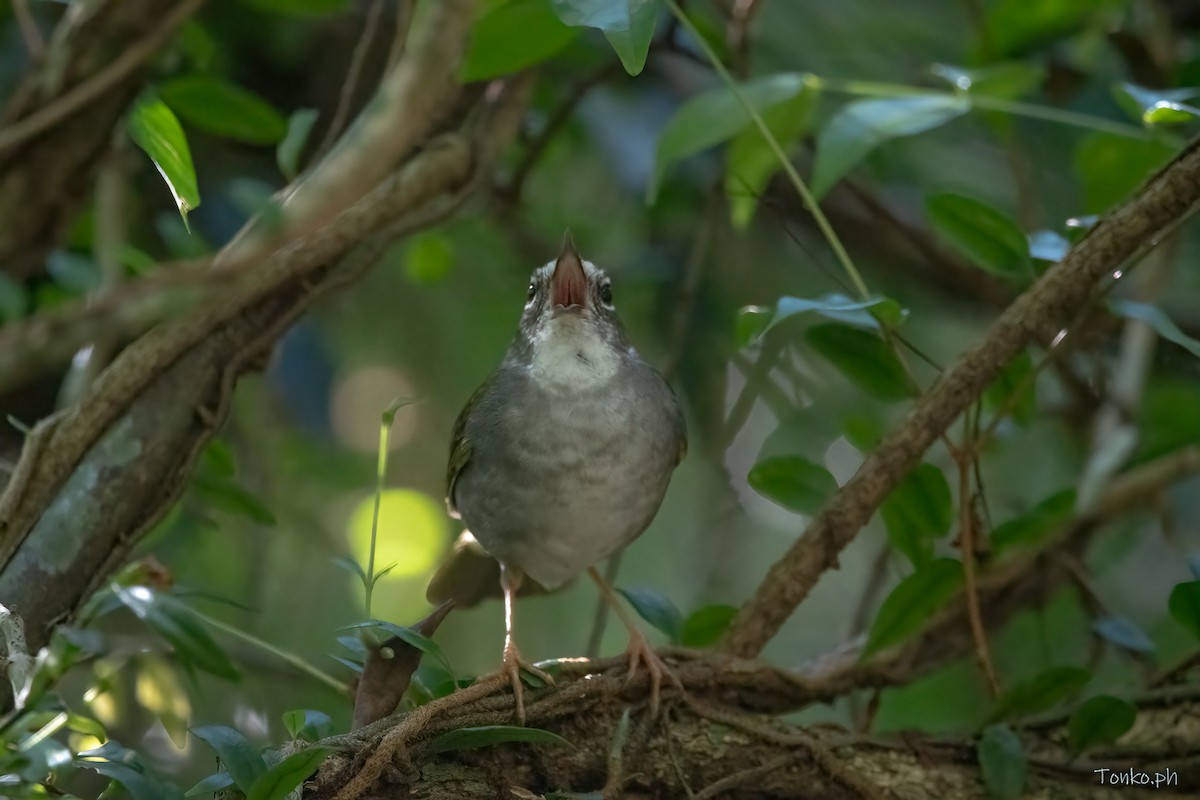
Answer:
xmin=454 ymin=360 xmax=682 ymax=589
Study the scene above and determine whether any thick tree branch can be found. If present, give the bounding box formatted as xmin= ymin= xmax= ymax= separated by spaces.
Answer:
xmin=723 ymin=135 xmax=1200 ymax=658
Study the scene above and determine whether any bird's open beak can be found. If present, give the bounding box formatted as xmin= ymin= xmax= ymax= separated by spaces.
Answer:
xmin=551 ymin=230 xmax=586 ymax=310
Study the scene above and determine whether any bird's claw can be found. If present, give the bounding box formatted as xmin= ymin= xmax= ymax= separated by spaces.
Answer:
xmin=622 ymin=630 xmax=682 ymax=716
xmin=502 ymin=642 xmax=555 ymax=725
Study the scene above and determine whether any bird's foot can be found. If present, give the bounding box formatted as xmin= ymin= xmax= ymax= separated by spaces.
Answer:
xmin=621 ymin=628 xmax=682 ymax=716
xmin=502 ymin=641 xmax=555 ymax=725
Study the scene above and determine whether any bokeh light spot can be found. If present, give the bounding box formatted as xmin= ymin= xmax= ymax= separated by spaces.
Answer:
xmin=330 ymin=366 xmax=419 ymax=453
xmin=348 ymin=489 xmax=445 ymax=579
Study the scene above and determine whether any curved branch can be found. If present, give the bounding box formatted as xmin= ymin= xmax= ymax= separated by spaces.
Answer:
xmin=723 ymin=135 xmax=1200 ymax=658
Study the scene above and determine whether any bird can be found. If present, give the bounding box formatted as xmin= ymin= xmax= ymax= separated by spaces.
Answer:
xmin=427 ymin=232 xmax=687 ymax=722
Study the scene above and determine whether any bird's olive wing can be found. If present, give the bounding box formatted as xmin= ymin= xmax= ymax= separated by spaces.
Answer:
xmin=444 ymin=379 xmax=490 ymax=517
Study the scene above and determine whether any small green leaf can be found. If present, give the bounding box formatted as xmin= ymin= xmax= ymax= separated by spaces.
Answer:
xmin=333 ymin=556 xmax=367 ymax=585
xmin=681 ymin=605 xmax=738 ymax=648
xmin=115 ymin=587 xmax=239 ymax=680
xmin=1067 ymin=695 xmax=1136 ymax=754
xmin=190 ymin=725 xmax=267 ymax=790
xmin=77 ymin=741 xmax=184 ymax=800
xmin=66 ymin=713 xmax=107 ymax=739
xmin=403 ymin=233 xmax=455 ymax=284
xmin=277 ymin=108 xmax=318 ymax=180
xmin=805 ymin=323 xmax=914 ymax=402
xmin=128 ymin=93 xmax=200 ymax=224
xmin=159 ymin=75 xmax=287 ymax=145
xmin=726 ymin=83 xmax=817 ymax=228
xmin=1113 ymin=82 xmax=1200 ymax=126
xmin=425 ymin=725 xmax=571 ymax=754
xmin=740 ymin=294 xmax=907 ymax=344
xmin=616 ymin=587 xmax=683 ymax=642
xmin=1168 ymin=581 xmax=1200 ymax=640
xmin=199 ymin=439 xmax=237 ymax=478
xmin=1092 ymin=616 xmax=1155 ymax=655
xmin=185 ymin=772 xmax=234 ymax=797
xmin=341 ymin=619 xmax=455 ymax=678
xmin=748 ymin=456 xmax=838 ymax=515
xmin=1110 ymin=300 xmax=1200 ymax=360
xmin=192 ymin=474 xmax=277 ymax=526
xmin=931 ymin=62 xmax=1045 ymax=100
xmin=984 ymin=351 xmax=1036 ymax=427
xmin=989 ymin=666 xmax=1091 ymax=721
xmin=925 ymin=192 xmax=1030 ymax=278
xmin=282 ymin=709 xmax=334 ymax=742
xmin=811 ymin=95 xmax=968 ymax=198
xmin=462 ymin=0 xmax=580 ymax=81
xmin=880 ymin=463 xmax=953 ymax=568
xmin=552 ymin=0 xmax=657 ymax=76
xmin=863 ymin=558 xmax=963 ymax=657
xmin=650 ymin=72 xmax=809 ymax=202
xmin=246 ymin=746 xmax=332 ymax=800
xmin=977 ymin=724 xmax=1026 ymax=800
xmin=991 ymin=489 xmax=1075 ymax=555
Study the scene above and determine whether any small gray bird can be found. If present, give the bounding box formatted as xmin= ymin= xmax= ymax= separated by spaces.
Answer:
xmin=427 ymin=233 xmax=686 ymax=722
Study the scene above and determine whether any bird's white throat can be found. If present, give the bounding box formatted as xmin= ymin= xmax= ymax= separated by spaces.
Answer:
xmin=528 ymin=315 xmax=621 ymax=391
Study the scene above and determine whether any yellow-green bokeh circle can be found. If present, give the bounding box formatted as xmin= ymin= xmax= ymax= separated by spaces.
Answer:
xmin=347 ymin=489 xmax=445 ymax=579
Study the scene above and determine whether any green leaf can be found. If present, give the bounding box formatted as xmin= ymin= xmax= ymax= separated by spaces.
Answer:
xmin=650 ymin=72 xmax=809 ymax=202
xmin=1113 ymin=82 xmax=1200 ymax=126
xmin=277 ymin=108 xmax=318 ymax=180
xmin=880 ymin=464 xmax=953 ymax=567
xmin=1110 ymin=300 xmax=1200 ymax=360
xmin=552 ymin=0 xmax=657 ymax=76
xmin=985 ymin=0 xmax=1122 ymax=57
xmin=462 ymin=0 xmax=580 ymax=82
xmin=77 ymin=741 xmax=184 ymax=800
xmin=190 ymin=725 xmax=266 ymax=790
xmin=811 ymin=95 xmax=968 ymax=198
xmin=748 ymin=456 xmax=838 ymax=515
xmin=1168 ymin=581 xmax=1200 ymax=640
xmin=240 ymin=0 xmax=348 ymax=13
xmin=1067 ymin=695 xmax=1136 ymax=754
xmin=127 ymin=93 xmax=200 ymax=225
xmin=282 ymin=709 xmax=334 ymax=742
xmin=185 ymin=772 xmax=235 ymax=797
xmin=115 ymin=587 xmax=239 ymax=680
xmin=1139 ymin=379 xmax=1200 ymax=460
xmin=990 ymin=666 xmax=1091 ymax=721
xmin=991 ymin=489 xmax=1074 ymax=555
xmin=977 ymin=725 xmax=1026 ymax=800
xmin=192 ymin=474 xmax=278 ymax=526
xmin=425 ymin=725 xmax=571 ymax=754
xmin=199 ymin=439 xmax=236 ymax=479
xmin=246 ymin=746 xmax=332 ymax=800
xmin=404 ymin=232 xmax=455 ymax=284
xmin=863 ymin=558 xmax=963 ymax=657
xmin=738 ymin=294 xmax=907 ymax=346
xmin=681 ymin=605 xmax=738 ymax=648
xmin=333 ymin=556 xmax=367 ymax=585
xmin=726 ymin=83 xmax=817 ymax=228
xmin=804 ymin=323 xmax=914 ymax=402
xmin=159 ymin=75 xmax=287 ymax=145
xmin=341 ymin=619 xmax=455 ymax=678
xmin=1074 ymin=133 xmax=1174 ymax=214
xmin=66 ymin=713 xmax=107 ymax=739
xmin=616 ymin=587 xmax=683 ymax=642
xmin=925 ymin=192 xmax=1030 ymax=278
xmin=984 ymin=351 xmax=1036 ymax=427
xmin=1092 ymin=616 xmax=1155 ymax=655
xmin=931 ymin=62 xmax=1045 ymax=100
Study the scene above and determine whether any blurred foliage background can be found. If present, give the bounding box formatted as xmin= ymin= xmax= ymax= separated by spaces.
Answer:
xmin=3 ymin=0 xmax=1200 ymax=796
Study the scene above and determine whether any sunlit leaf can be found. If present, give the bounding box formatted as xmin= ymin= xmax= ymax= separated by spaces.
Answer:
xmin=1113 ymin=82 xmax=1200 ymax=126
xmin=726 ymin=83 xmax=817 ymax=228
xmin=925 ymin=192 xmax=1030 ymax=278
xmin=863 ymin=558 xmax=962 ymax=657
xmin=737 ymin=293 xmax=906 ymax=346
xmin=127 ymin=94 xmax=200 ymax=225
xmin=552 ymin=0 xmax=657 ymax=76
xmin=246 ymin=746 xmax=332 ymax=800
xmin=931 ymin=62 xmax=1045 ymax=99
xmin=462 ymin=0 xmax=580 ymax=81
xmin=1110 ymin=300 xmax=1200 ymax=360
xmin=617 ymin=587 xmax=683 ymax=642
xmin=341 ymin=619 xmax=455 ymax=677
xmin=185 ymin=772 xmax=234 ymax=797
xmin=1067 ymin=695 xmax=1136 ymax=754
xmin=277 ymin=108 xmax=318 ymax=180
xmin=650 ymin=72 xmax=809 ymax=202
xmin=191 ymin=725 xmax=266 ymax=790
xmin=805 ymin=323 xmax=914 ymax=401
xmin=977 ymin=724 xmax=1026 ymax=800
xmin=159 ymin=75 xmax=287 ymax=145
xmin=77 ymin=741 xmax=184 ymax=800
xmin=681 ymin=605 xmax=738 ymax=648
xmin=811 ymin=95 xmax=968 ymax=198
xmin=1092 ymin=616 xmax=1155 ymax=655
xmin=1168 ymin=581 xmax=1200 ymax=641
xmin=425 ymin=725 xmax=571 ymax=754
xmin=880 ymin=463 xmax=953 ymax=567
xmin=282 ymin=709 xmax=334 ymax=742
xmin=989 ymin=666 xmax=1091 ymax=721
xmin=748 ymin=456 xmax=838 ymax=515
xmin=115 ymin=587 xmax=239 ymax=680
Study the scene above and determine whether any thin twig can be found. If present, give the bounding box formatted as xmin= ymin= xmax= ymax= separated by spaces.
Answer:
xmin=954 ymin=446 xmax=1000 ymax=697
xmin=693 ymin=755 xmax=793 ymax=800
xmin=316 ymin=0 xmax=386 ymax=159
xmin=0 ymin=0 xmax=207 ymax=155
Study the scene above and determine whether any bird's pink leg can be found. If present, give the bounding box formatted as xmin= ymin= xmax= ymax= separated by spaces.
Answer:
xmin=500 ymin=564 xmax=554 ymax=725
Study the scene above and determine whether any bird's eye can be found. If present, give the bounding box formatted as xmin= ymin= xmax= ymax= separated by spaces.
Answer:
xmin=527 ymin=282 xmax=537 ymax=301
xmin=599 ymin=282 xmax=613 ymax=306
